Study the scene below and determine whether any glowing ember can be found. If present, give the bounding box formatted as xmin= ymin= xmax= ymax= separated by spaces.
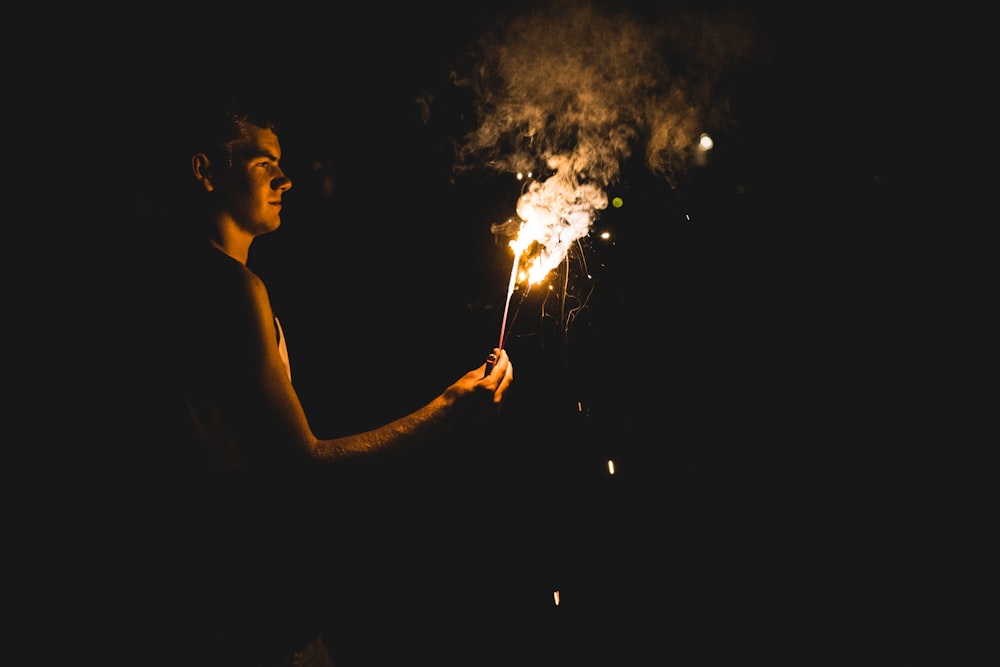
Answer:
xmin=514 ymin=166 xmax=606 ymax=285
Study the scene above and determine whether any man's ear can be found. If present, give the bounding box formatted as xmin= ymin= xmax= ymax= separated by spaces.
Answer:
xmin=191 ymin=153 xmax=215 ymax=192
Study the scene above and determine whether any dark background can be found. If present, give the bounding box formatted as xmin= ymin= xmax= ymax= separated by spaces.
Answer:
xmin=101 ymin=0 xmax=895 ymax=663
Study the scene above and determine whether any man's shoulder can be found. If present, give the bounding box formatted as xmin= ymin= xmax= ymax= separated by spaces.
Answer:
xmin=178 ymin=246 xmax=266 ymax=296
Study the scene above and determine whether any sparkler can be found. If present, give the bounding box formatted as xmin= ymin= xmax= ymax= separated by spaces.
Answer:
xmin=484 ymin=219 xmax=530 ymax=377
xmin=484 ymin=169 xmax=603 ymax=376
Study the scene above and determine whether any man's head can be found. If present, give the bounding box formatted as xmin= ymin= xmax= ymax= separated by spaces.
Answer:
xmin=190 ymin=105 xmax=293 ymax=240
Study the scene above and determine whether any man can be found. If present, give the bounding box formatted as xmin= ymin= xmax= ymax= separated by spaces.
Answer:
xmin=121 ymin=100 xmax=514 ymax=665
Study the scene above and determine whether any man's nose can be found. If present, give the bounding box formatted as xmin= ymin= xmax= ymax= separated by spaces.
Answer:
xmin=274 ymin=172 xmax=292 ymax=192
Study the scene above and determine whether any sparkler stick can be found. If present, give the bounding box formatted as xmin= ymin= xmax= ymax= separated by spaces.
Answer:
xmin=497 ymin=246 xmax=523 ymax=350
xmin=484 ymin=244 xmax=523 ymax=377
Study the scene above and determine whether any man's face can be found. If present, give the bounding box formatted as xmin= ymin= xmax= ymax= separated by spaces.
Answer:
xmin=218 ymin=125 xmax=292 ymax=237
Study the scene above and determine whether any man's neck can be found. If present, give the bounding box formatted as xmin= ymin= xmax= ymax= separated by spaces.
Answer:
xmin=208 ymin=221 xmax=253 ymax=265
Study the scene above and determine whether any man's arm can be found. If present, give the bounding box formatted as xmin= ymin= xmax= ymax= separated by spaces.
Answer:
xmin=236 ymin=266 xmax=513 ymax=465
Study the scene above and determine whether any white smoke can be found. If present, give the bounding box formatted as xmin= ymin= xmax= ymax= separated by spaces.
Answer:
xmin=515 ymin=167 xmax=606 ymax=282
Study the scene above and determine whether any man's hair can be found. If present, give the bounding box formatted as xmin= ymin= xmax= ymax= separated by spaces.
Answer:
xmin=192 ymin=101 xmax=282 ymax=169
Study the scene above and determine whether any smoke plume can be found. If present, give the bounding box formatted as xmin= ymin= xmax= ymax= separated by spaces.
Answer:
xmin=451 ymin=0 xmax=758 ymax=188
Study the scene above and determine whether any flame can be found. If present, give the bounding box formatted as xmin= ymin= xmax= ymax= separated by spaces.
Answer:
xmin=511 ymin=165 xmax=607 ymax=287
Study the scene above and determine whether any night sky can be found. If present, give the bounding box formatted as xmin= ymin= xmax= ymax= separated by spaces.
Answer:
xmin=109 ymin=0 xmax=890 ymax=662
